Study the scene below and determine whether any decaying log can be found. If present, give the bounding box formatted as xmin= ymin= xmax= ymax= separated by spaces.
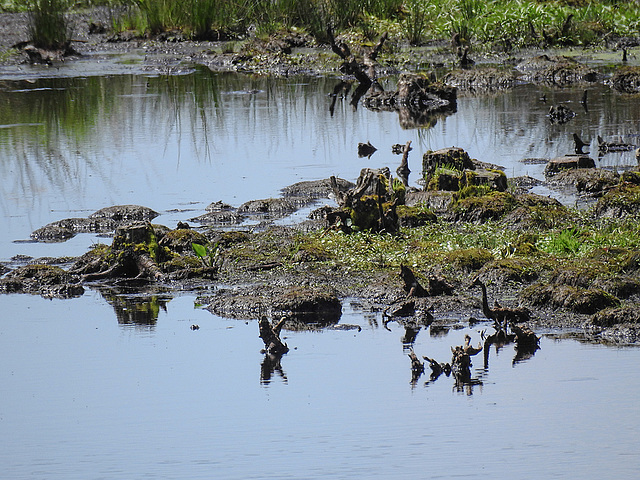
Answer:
xmin=423 ymin=355 xmax=451 ymax=380
xmin=408 ymin=349 xmax=425 ymax=375
xmin=259 ymin=316 xmax=289 ymax=356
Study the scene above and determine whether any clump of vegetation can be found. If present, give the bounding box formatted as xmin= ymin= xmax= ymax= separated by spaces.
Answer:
xmin=27 ymin=0 xmax=72 ymax=50
xmin=445 ymin=247 xmax=494 ymax=272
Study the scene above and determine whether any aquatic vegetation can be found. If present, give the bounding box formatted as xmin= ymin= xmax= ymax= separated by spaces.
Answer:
xmin=192 ymin=241 xmax=220 ymax=268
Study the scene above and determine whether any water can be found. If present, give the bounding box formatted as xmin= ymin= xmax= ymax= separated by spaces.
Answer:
xmin=1 ymin=293 xmax=639 ymax=479
xmin=1 ymin=64 xmax=640 ymax=478
xmin=2 ymin=68 xmax=640 ymax=259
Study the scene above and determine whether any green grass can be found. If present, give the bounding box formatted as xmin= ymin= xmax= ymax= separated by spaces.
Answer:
xmin=6 ymin=1 xmax=640 ymax=48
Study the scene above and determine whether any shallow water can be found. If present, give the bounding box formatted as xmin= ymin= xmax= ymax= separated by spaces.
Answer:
xmin=1 ymin=293 xmax=639 ymax=479
xmin=1 ymin=63 xmax=640 ymax=478
xmin=2 ymin=67 xmax=640 ymax=260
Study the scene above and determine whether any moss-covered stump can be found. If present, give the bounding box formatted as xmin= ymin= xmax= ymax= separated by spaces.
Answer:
xmin=593 ymin=184 xmax=640 ymax=217
xmin=521 ymin=283 xmax=619 ymax=314
xmin=462 ymin=168 xmax=507 ymax=192
xmin=200 ymin=284 xmax=342 ymax=326
xmin=158 ymin=228 xmax=208 ymax=253
xmin=0 ymin=264 xmax=84 ymax=298
xmin=71 ymin=222 xmax=169 ymax=282
xmin=329 ymin=168 xmax=400 ymax=233
xmin=454 ymin=191 xmax=517 ymax=222
xmin=397 ymin=205 xmax=437 ymax=227
xmin=422 ymin=147 xmax=475 ymax=177
xmin=544 ymin=155 xmax=596 ymax=176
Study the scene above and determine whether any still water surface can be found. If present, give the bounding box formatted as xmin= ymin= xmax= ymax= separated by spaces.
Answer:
xmin=1 ymin=65 xmax=640 ymax=478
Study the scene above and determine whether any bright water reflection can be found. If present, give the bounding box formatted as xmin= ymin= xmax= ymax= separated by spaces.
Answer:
xmin=1 ymin=293 xmax=639 ymax=479
xmin=2 ymin=69 xmax=640 ymax=260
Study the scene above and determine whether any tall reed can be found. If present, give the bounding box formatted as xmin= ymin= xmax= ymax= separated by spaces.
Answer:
xmin=27 ymin=0 xmax=71 ymax=49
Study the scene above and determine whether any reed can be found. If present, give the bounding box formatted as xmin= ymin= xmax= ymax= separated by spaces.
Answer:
xmin=27 ymin=0 xmax=72 ymax=49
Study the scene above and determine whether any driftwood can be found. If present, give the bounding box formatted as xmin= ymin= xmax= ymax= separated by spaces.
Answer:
xmin=597 ymin=135 xmax=634 ymax=155
xmin=328 ymin=27 xmax=387 ymax=91
xmin=408 ymin=349 xmax=425 ymax=381
xmin=259 ymin=316 xmax=289 ymax=356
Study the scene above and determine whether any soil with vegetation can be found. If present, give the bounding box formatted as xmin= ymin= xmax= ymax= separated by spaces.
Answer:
xmin=2 ymin=5 xmax=640 ymax=346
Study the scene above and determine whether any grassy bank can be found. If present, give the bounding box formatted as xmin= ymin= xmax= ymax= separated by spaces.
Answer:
xmin=5 ymin=1 xmax=640 ymax=49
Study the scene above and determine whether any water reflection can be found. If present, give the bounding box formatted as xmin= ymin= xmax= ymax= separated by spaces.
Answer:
xmin=260 ymin=353 xmax=288 ymax=385
xmin=3 ymin=70 xmax=640 ymax=263
xmin=99 ymin=287 xmax=171 ymax=327
xmin=407 ymin=324 xmax=540 ymax=395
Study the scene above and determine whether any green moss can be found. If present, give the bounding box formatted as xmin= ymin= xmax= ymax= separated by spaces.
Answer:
xmin=162 ymin=255 xmax=202 ymax=272
xmin=444 ymin=247 xmax=494 ymax=271
xmin=594 ymin=184 xmax=640 ymax=217
xmin=291 ymin=236 xmax=331 ymax=262
xmin=457 ymin=184 xmax=492 ymax=200
xmin=163 ymin=229 xmax=207 ymax=244
xmin=397 ymin=205 xmax=437 ymax=227
xmin=454 ymin=191 xmax=517 ymax=222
